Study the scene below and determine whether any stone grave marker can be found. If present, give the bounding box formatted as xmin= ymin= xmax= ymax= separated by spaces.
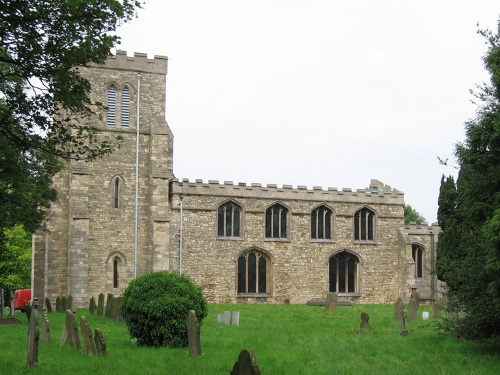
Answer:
xmin=42 ymin=311 xmax=50 ymax=342
xmin=89 ymin=297 xmax=96 ymax=315
xmin=360 ymin=311 xmax=370 ymax=329
xmin=217 ymin=313 xmax=223 ymax=323
xmin=116 ymin=297 xmax=124 ymax=321
xmin=80 ymin=316 xmax=96 ymax=356
xmin=61 ymin=296 xmax=67 ymax=312
xmin=45 ymin=298 xmax=52 ymax=313
xmin=105 ymin=293 xmax=114 ymax=317
xmin=26 ymin=299 xmax=39 ymax=367
xmin=230 ymin=349 xmax=261 ymax=375
xmin=187 ymin=310 xmax=202 ymax=357
xmin=400 ymin=314 xmax=409 ymax=336
xmin=110 ymin=297 xmax=120 ymax=319
xmin=67 ymin=295 xmax=73 ymax=311
xmin=56 ymin=296 xmax=61 ymax=312
xmin=65 ymin=310 xmax=82 ymax=350
xmin=408 ymin=292 xmax=419 ymax=321
xmin=394 ymin=298 xmax=405 ymax=320
xmin=222 ymin=311 xmax=231 ymax=325
xmin=10 ymin=290 xmax=15 ymax=316
xmin=433 ymin=300 xmax=442 ymax=318
xmin=94 ymin=328 xmax=107 ymax=356
xmin=325 ymin=292 xmax=337 ymax=312
xmin=97 ymin=293 xmax=104 ymax=316
xmin=0 ymin=288 xmax=4 ymax=317
xmin=232 ymin=311 xmax=240 ymax=327
xmin=25 ymin=301 xmax=32 ymax=322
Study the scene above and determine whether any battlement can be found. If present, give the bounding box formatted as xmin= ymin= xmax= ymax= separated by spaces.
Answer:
xmin=171 ymin=178 xmax=405 ymax=204
xmin=95 ymin=50 xmax=168 ymax=75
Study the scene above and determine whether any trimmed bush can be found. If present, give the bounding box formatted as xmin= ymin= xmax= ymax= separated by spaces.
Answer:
xmin=119 ymin=271 xmax=207 ymax=347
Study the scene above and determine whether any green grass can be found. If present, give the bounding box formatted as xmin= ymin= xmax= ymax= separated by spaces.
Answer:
xmin=1 ymin=304 xmax=499 ymax=374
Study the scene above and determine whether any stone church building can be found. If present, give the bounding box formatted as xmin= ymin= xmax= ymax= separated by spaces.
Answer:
xmin=32 ymin=51 xmax=440 ymax=308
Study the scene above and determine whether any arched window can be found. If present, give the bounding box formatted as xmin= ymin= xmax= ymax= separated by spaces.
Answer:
xmin=311 ymin=205 xmax=332 ymax=240
xmin=329 ymin=251 xmax=359 ymax=293
xmin=354 ymin=207 xmax=375 ymax=241
xmin=265 ymin=203 xmax=288 ymax=239
xmin=114 ymin=178 xmax=120 ymax=208
xmin=107 ymin=86 xmax=117 ymax=128
xmin=412 ymin=244 xmax=424 ymax=278
xmin=113 ymin=257 xmax=119 ymax=288
xmin=237 ymin=250 xmax=271 ymax=294
xmin=121 ymin=86 xmax=130 ymax=127
xmin=217 ymin=201 xmax=241 ymax=237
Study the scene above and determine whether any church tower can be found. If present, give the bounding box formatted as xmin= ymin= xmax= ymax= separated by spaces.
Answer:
xmin=33 ymin=51 xmax=174 ymax=307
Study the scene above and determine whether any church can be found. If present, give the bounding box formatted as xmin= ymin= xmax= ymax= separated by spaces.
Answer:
xmin=32 ymin=51 xmax=441 ymax=308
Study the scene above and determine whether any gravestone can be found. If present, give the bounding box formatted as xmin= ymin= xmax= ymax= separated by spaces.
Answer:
xmin=56 ymin=296 xmax=61 ymax=312
xmin=408 ymin=292 xmax=419 ymax=321
xmin=80 ymin=316 xmax=96 ymax=356
xmin=45 ymin=298 xmax=52 ymax=313
xmin=394 ymin=298 xmax=405 ymax=320
xmin=232 ymin=311 xmax=240 ymax=327
xmin=26 ymin=299 xmax=39 ymax=367
xmin=97 ymin=293 xmax=104 ymax=316
xmin=433 ymin=300 xmax=442 ymax=318
xmin=67 ymin=295 xmax=73 ymax=311
xmin=325 ymin=292 xmax=337 ymax=312
xmin=10 ymin=290 xmax=15 ymax=316
xmin=65 ymin=310 xmax=81 ymax=350
xmin=105 ymin=293 xmax=114 ymax=317
xmin=187 ymin=310 xmax=202 ymax=357
xmin=42 ymin=311 xmax=50 ymax=342
xmin=223 ymin=311 xmax=231 ymax=325
xmin=360 ymin=311 xmax=370 ymax=329
xmin=89 ymin=297 xmax=96 ymax=315
xmin=230 ymin=349 xmax=261 ymax=375
xmin=217 ymin=313 xmax=223 ymax=323
xmin=110 ymin=297 xmax=120 ymax=319
xmin=0 ymin=288 xmax=4 ymax=317
xmin=25 ymin=301 xmax=32 ymax=322
xmin=116 ymin=297 xmax=124 ymax=321
xmin=61 ymin=296 xmax=67 ymax=312
xmin=400 ymin=314 xmax=409 ymax=336
xmin=94 ymin=328 xmax=107 ymax=356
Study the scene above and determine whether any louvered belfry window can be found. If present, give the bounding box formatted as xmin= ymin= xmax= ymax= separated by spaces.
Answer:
xmin=107 ymin=86 xmax=116 ymax=127
xmin=121 ymin=87 xmax=130 ymax=127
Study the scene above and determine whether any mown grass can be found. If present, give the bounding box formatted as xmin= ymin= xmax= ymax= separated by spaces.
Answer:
xmin=1 ymin=304 xmax=499 ymax=374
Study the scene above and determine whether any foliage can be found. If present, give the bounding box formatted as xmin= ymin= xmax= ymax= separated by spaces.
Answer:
xmin=404 ymin=204 xmax=426 ymax=225
xmin=436 ymin=19 xmax=500 ymax=341
xmin=119 ymin=271 xmax=208 ymax=348
xmin=0 ymin=0 xmax=141 ymax=256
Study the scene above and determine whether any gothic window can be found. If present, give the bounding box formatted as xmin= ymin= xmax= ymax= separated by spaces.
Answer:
xmin=107 ymin=86 xmax=117 ymax=128
xmin=412 ymin=244 xmax=424 ymax=278
xmin=311 ymin=205 xmax=332 ymax=240
xmin=354 ymin=207 xmax=375 ymax=241
xmin=217 ymin=201 xmax=241 ymax=237
xmin=265 ymin=203 xmax=288 ymax=239
xmin=121 ymin=86 xmax=130 ymax=127
xmin=114 ymin=178 xmax=120 ymax=208
xmin=329 ymin=251 xmax=359 ymax=293
xmin=237 ymin=251 xmax=271 ymax=294
xmin=113 ymin=257 xmax=119 ymax=288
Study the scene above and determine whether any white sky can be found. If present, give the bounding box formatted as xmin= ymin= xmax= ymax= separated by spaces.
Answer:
xmin=116 ymin=0 xmax=499 ymax=224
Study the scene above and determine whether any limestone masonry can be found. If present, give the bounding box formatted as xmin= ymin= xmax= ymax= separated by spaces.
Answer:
xmin=33 ymin=51 xmax=442 ymax=307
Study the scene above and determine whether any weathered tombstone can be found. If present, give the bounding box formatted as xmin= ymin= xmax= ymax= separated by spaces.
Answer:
xmin=217 ymin=313 xmax=223 ymax=323
xmin=116 ymin=297 xmax=124 ymax=321
xmin=94 ymin=328 xmax=107 ymax=356
xmin=360 ymin=311 xmax=370 ymax=329
xmin=394 ymin=298 xmax=405 ymax=320
xmin=25 ymin=301 xmax=32 ymax=322
xmin=187 ymin=310 xmax=202 ymax=357
xmin=408 ymin=292 xmax=419 ymax=321
xmin=26 ymin=299 xmax=40 ymax=367
xmin=110 ymin=297 xmax=119 ymax=319
xmin=230 ymin=349 xmax=261 ymax=375
xmin=325 ymin=292 xmax=337 ymax=312
xmin=222 ymin=311 xmax=231 ymax=325
xmin=433 ymin=300 xmax=442 ymax=318
xmin=65 ymin=310 xmax=82 ymax=350
xmin=97 ymin=293 xmax=104 ymax=316
xmin=80 ymin=316 xmax=96 ymax=356
xmin=45 ymin=298 xmax=52 ymax=313
xmin=56 ymin=296 xmax=61 ymax=312
xmin=67 ymin=295 xmax=73 ymax=312
xmin=89 ymin=297 xmax=96 ymax=315
xmin=105 ymin=293 xmax=114 ymax=317
xmin=400 ymin=314 xmax=409 ymax=336
xmin=42 ymin=311 xmax=50 ymax=342
xmin=232 ymin=311 xmax=240 ymax=327
xmin=61 ymin=296 xmax=67 ymax=312
xmin=0 ymin=288 xmax=4 ymax=317
xmin=10 ymin=290 xmax=15 ymax=316
xmin=422 ymin=311 xmax=430 ymax=320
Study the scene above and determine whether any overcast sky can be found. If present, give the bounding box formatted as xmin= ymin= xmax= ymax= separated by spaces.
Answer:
xmin=116 ymin=1 xmax=499 ymax=224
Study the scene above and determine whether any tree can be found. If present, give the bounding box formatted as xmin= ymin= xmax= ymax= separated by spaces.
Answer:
xmin=436 ymin=19 xmax=500 ymax=341
xmin=0 ymin=1 xmax=141 ymax=254
xmin=404 ymin=204 xmax=426 ymax=225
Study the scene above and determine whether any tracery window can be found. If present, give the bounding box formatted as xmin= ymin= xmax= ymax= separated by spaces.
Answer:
xmin=329 ymin=251 xmax=359 ymax=293
xmin=354 ymin=207 xmax=375 ymax=241
xmin=107 ymin=86 xmax=117 ymax=128
xmin=237 ymin=251 xmax=270 ymax=294
xmin=217 ymin=201 xmax=241 ymax=237
xmin=311 ymin=205 xmax=332 ymax=240
xmin=412 ymin=244 xmax=424 ymax=278
xmin=265 ymin=203 xmax=288 ymax=239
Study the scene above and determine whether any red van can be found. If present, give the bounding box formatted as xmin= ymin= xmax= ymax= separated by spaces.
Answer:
xmin=13 ymin=289 xmax=31 ymax=312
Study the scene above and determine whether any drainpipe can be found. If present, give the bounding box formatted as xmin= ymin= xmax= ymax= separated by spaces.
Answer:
xmin=134 ymin=74 xmax=141 ymax=279
xmin=179 ymin=194 xmax=183 ymax=275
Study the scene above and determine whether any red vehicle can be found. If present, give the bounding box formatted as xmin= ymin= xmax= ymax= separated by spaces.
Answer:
xmin=13 ymin=289 xmax=31 ymax=312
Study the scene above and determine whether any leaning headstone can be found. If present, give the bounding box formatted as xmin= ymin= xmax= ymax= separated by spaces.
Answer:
xmin=222 ymin=311 xmax=231 ymax=325
xmin=45 ymin=298 xmax=52 ymax=313
xmin=26 ymin=299 xmax=40 ymax=367
xmin=94 ymin=328 xmax=107 ymax=356
xmin=65 ymin=310 xmax=81 ymax=350
xmin=61 ymin=296 xmax=67 ymax=312
xmin=89 ymin=297 xmax=96 ymax=315
xmin=394 ymin=298 xmax=405 ymax=320
xmin=25 ymin=301 xmax=32 ymax=322
xmin=230 ymin=349 xmax=261 ymax=375
xmin=80 ymin=316 xmax=96 ymax=356
xmin=400 ymin=314 xmax=409 ymax=336
xmin=217 ymin=313 xmax=223 ymax=323
xmin=187 ymin=310 xmax=202 ymax=357
xmin=67 ymin=295 xmax=73 ymax=312
xmin=105 ymin=293 xmax=114 ymax=317
xmin=360 ymin=311 xmax=370 ymax=329
xmin=42 ymin=311 xmax=50 ymax=342
xmin=408 ymin=293 xmax=419 ymax=321
xmin=97 ymin=293 xmax=104 ymax=316
xmin=325 ymin=292 xmax=337 ymax=312
xmin=56 ymin=296 xmax=61 ymax=312
xmin=232 ymin=311 xmax=240 ymax=327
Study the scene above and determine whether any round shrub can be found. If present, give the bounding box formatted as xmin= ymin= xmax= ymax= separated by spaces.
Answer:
xmin=119 ymin=271 xmax=207 ymax=347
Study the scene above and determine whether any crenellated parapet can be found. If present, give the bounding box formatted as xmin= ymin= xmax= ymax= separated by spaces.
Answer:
xmin=93 ymin=50 xmax=168 ymax=74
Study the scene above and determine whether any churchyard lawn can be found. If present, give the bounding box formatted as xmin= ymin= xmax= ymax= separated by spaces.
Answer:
xmin=1 ymin=303 xmax=499 ymax=374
